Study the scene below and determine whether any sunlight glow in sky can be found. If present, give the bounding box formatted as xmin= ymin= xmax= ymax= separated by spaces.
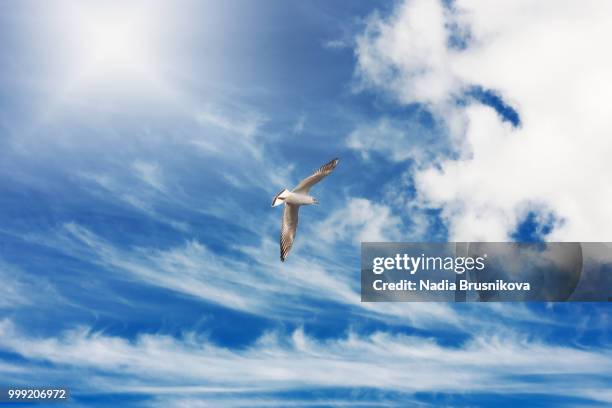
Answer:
xmin=71 ymin=7 xmax=152 ymax=75
xmin=34 ymin=1 xmax=177 ymax=101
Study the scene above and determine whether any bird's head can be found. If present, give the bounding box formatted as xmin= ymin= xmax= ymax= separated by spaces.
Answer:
xmin=271 ymin=188 xmax=290 ymax=207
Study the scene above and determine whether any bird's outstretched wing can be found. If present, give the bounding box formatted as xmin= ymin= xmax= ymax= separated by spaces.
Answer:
xmin=292 ymin=158 xmax=339 ymax=194
xmin=280 ymin=203 xmax=299 ymax=262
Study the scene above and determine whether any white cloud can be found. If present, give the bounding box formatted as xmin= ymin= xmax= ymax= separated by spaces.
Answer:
xmin=149 ymin=396 xmax=395 ymax=407
xmin=347 ymin=117 xmax=443 ymax=164
xmin=322 ymin=39 xmax=349 ymax=50
xmin=316 ymin=198 xmax=403 ymax=243
xmin=355 ymin=0 xmax=460 ymax=106
xmin=24 ymin=222 xmax=481 ymax=330
xmin=132 ymin=160 xmax=165 ymax=192
xmin=56 ymin=223 xmax=274 ymax=314
xmin=355 ymin=0 xmax=612 ymax=241
xmin=188 ymin=102 xmax=300 ymax=193
xmin=0 ymin=262 xmax=34 ymax=308
xmin=44 ymin=223 xmax=357 ymax=317
xmin=78 ymin=171 xmax=189 ymax=232
xmin=0 ymin=319 xmax=610 ymax=403
xmin=0 ymin=260 xmax=61 ymax=309
xmin=196 ymin=104 xmax=265 ymax=140
xmin=26 ymin=192 xmax=541 ymax=333
xmin=347 ymin=119 xmax=412 ymax=162
xmin=292 ymin=114 xmax=306 ymax=134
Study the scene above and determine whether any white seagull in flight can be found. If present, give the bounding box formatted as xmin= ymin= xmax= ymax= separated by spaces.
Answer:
xmin=272 ymin=158 xmax=339 ymax=261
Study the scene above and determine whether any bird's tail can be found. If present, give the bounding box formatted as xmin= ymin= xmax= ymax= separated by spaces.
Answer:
xmin=271 ymin=189 xmax=290 ymax=207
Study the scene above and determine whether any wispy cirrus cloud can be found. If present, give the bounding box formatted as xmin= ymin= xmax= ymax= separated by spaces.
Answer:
xmin=191 ymin=103 xmax=267 ymax=162
xmin=37 ymin=222 xmax=462 ymax=329
xmin=0 ymin=319 xmax=609 ymax=404
xmin=78 ymin=168 xmax=190 ymax=232
xmin=132 ymin=160 xmax=165 ymax=192
xmin=292 ymin=113 xmax=306 ymax=134
xmin=0 ymin=262 xmax=35 ymax=309
xmin=11 ymin=219 xmax=559 ymax=334
xmin=0 ymin=260 xmax=63 ymax=309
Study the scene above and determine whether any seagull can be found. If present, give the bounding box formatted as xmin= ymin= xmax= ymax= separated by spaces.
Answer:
xmin=272 ymin=158 xmax=339 ymax=261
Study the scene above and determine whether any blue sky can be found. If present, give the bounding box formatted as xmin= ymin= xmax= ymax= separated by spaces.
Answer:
xmin=0 ymin=0 xmax=610 ymax=406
